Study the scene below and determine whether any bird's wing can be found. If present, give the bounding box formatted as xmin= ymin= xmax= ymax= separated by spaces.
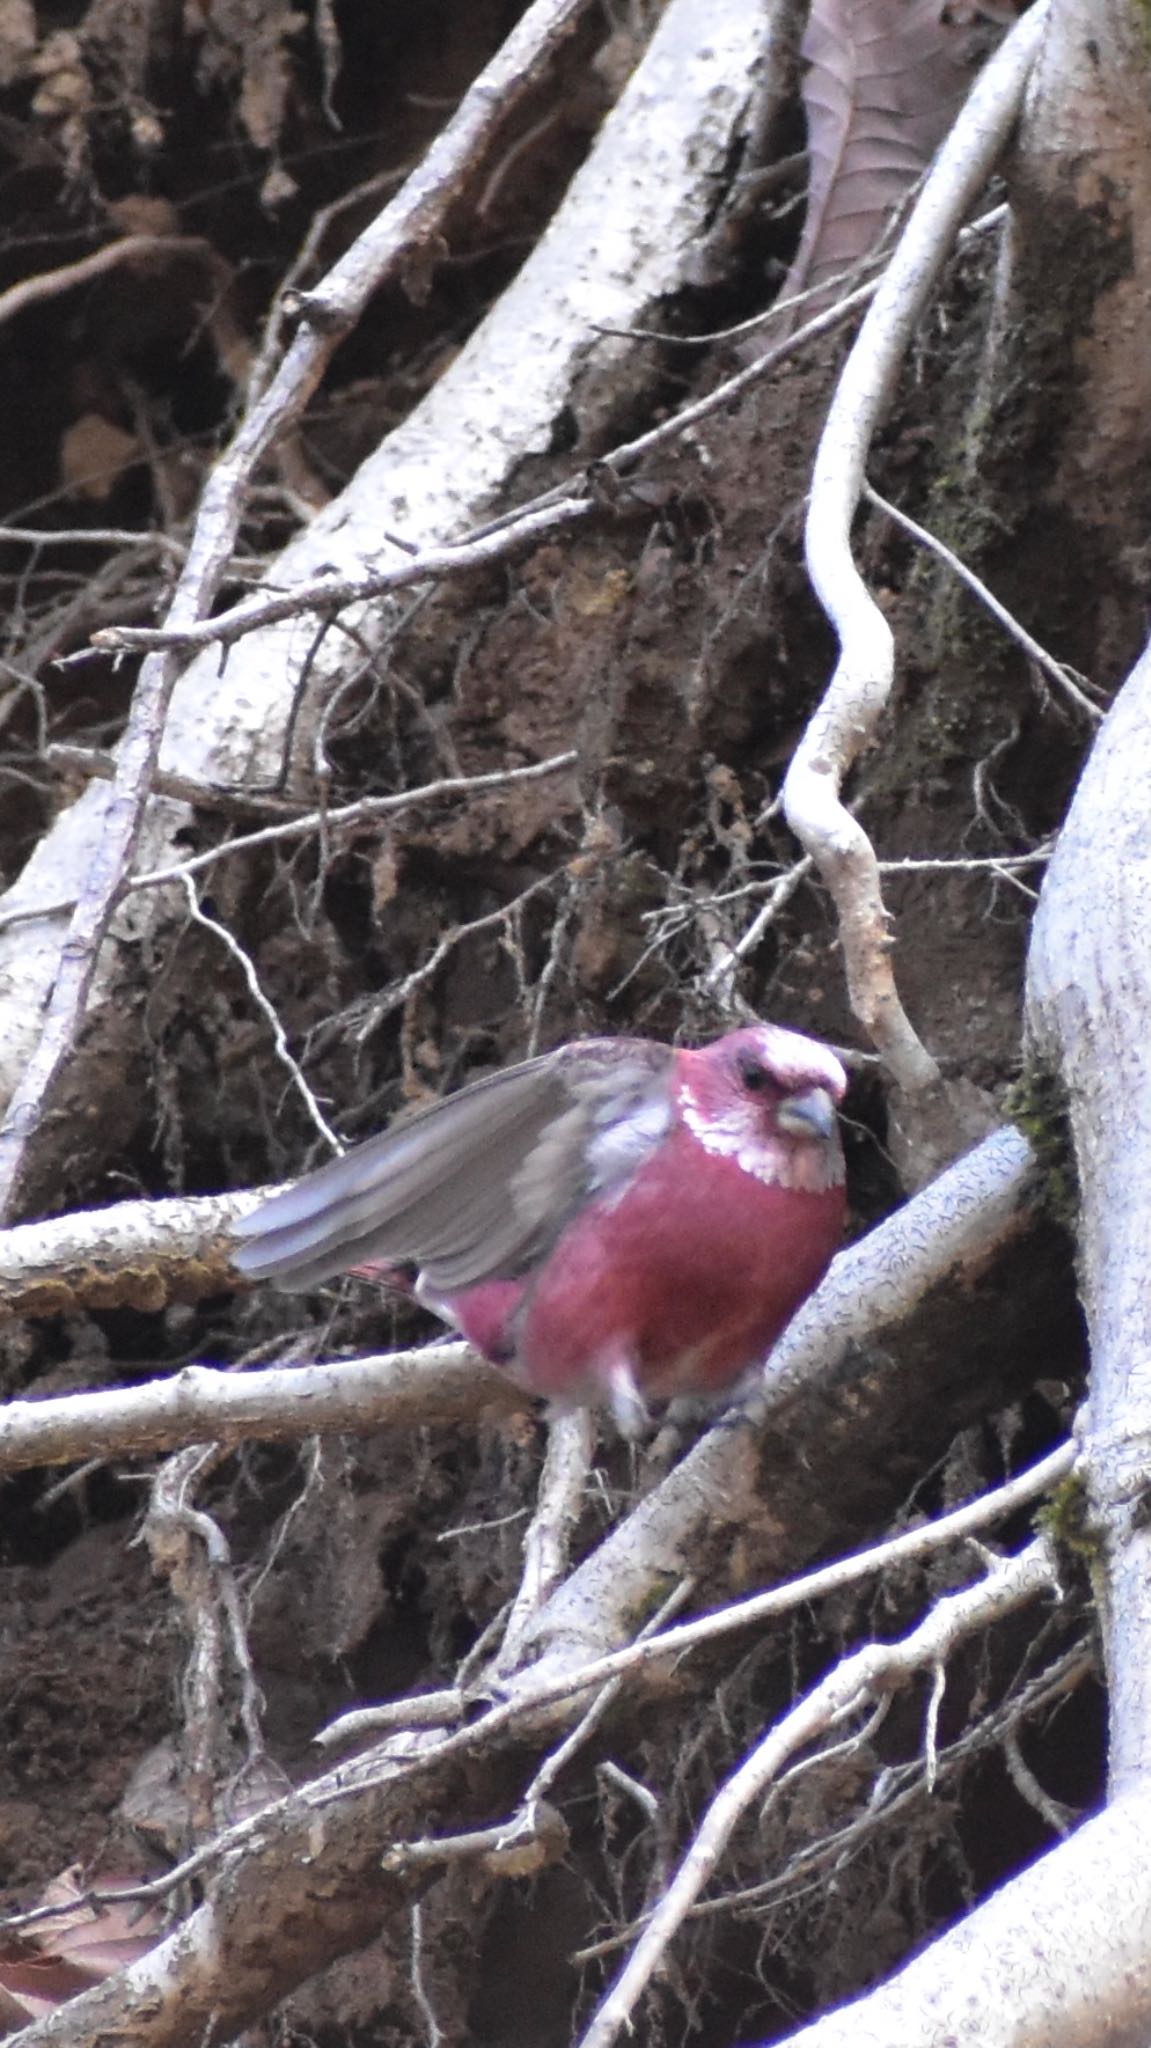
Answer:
xmin=231 ymin=1038 xmax=675 ymax=1293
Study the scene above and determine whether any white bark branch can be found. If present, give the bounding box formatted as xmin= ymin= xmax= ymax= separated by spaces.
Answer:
xmin=0 ymin=0 xmax=771 ymax=1194
xmin=580 ymin=1538 xmax=1060 ymax=2048
xmin=1027 ymin=631 xmax=1151 ymax=1797
xmin=0 ymin=1119 xmax=1032 ymax=1496
xmin=2 ymin=1481 xmax=1076 ymax=2048
xmin=499 ymin=1406 xmax=596 ymax=1665
xmin=0 ymin=1344 xmax=522 ymax=1473
xmin=0 ymin=1188 xmax=257 ymax=1320
xmin=785 ymin=1 xmax=1050 ymax=1107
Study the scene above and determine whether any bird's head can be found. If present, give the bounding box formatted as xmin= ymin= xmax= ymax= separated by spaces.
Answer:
xmin=675 ymin=1024 xmax=847 ymax=1193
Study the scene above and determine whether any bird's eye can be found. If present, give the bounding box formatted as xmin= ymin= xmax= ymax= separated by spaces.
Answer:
xmin=737 ymin=1055 xmax=770 ymax=1092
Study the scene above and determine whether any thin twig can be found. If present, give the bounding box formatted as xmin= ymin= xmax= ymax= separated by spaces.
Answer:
xmin=176 ymin=874 xmax=343 ymax=1155
xmin=574 ymin=1537 xmax=1059 ymax=2048
xmin=0 ymin=235 xmax=228 ymax=329
xmin=1002 ymin=1724 xmax=1077 ymax=1838
xmin=409 ymin=1901 xmax=444 ymax=2048
xmin=91 ymin=499 xmax=594 ymax=654
xmin=315 ymin=1690 xmax=464 ymax=1751
xmin=863 ymin=482 xmax=1102 ymax=723
xmin=0 ymin=754 xmax=577 ymax=932
xmin=0 ymin=524 xmax=185 ymax=555
xmin=45 ymin=744 xmax=312 ymax=817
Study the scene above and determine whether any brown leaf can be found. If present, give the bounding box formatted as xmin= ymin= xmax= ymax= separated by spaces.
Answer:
xmin=779 ymin=0 xmax=1007 ymax=317
xmin=58 ymin=412 xmax=141 ymax=502
xmin=0 ymin=1865 xmax=165 ymax=2031
xmin=0 ymin=1954 xmax=97 ymax=2028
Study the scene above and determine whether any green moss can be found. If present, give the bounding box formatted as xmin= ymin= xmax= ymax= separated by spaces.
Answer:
xmin=1130 ymin=0 xmax=1151 ymax=52
xmin=1003 ymin=1063 xmax=1079 ymax=1227
xmin=624 ymin=1573 xmax=684 ymax=1632
xmin=1036 ymin=1470 xmax=1101 ymax=1564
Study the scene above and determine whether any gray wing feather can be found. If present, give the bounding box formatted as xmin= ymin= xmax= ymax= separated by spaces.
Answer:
xmin=232 ymin=1039 xmax=674 ymax=1294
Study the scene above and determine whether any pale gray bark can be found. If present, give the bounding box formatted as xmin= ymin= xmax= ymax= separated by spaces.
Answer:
xmin=1027 ymin=636 xmax=1151 ymax=1796
xmin=779 ymin=1788 xmax=1151 ymax=2048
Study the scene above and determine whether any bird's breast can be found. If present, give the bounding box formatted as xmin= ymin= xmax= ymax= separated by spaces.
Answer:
xmin=512 ymin=1122 xmax=844 ymax=1403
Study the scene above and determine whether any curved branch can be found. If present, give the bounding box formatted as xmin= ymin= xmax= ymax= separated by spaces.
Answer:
xmin=784 ymin=1 xmax=1050 ymax=1101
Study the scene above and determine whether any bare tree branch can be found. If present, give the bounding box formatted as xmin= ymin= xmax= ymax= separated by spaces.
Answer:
xmin=784 ymin=2 xmax=1049 ymax=1124
xmin=91 ymin=499 xmax=595 ymax=655
xmin=0 ymin=1189 xmax=256 ymax=1319
xmin=0 ymin=1119 xmax=1036 ymax=1489
xmin=2 ymin=1474 xmax=1077 ymax=2048
xmin=578 ymin=1537 xmax=1060 ymax=2048
xmin=500 ymin=1406 xmax=596 ymax=1665
xmin=0 ymin=1342 xmax=526 ymax=1472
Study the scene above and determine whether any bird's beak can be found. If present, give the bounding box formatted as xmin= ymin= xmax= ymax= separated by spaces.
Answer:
xmin=776 ymin=1086 xmax=837 ymax=1141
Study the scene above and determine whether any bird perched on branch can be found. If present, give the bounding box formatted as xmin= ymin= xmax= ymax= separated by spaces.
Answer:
xmin=232 ymin=1024 xmax=847 ymax=1436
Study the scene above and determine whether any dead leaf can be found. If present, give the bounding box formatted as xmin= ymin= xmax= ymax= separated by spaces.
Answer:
xmin=777 ymin=0 xmax=1006 ymax=323
xmin=59 ymin=413 xmax=142 ymax=502
xmin=0 ymin=1864 xmax=166 ymax=2031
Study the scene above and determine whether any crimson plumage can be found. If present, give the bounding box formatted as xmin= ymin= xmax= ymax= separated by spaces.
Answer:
xmin=231 ymin=1024 xmax=847 ymax=1434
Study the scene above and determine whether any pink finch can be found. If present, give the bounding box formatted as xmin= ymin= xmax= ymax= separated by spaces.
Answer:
xmin=232 ymin=1024 xmax=847 ymax=1434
